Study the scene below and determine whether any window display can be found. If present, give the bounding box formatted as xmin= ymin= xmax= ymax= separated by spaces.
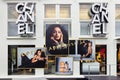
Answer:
xmin=95 ymin=45 xmax=107 ymax=74
xmin=17 ymin=48 xmax=47 ymax=68
xmin=80 ymin=44 xmax=107 ymax=75
xmin=55 ymin=57 xmax=73 ymax=75
xmin=78 ymin=39 xmax=95 ymax=60
xmin=8 ymin=45 xmax=35 ymax=75
xmin=117 ymin=44 xmax=120 ymax=75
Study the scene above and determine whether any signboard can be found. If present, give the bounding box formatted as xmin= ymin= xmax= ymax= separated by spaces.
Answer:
xmin=90 ymin=3 xmax=108 ymax=37
xmin=16 ymin=3 xmax=35 ymax=37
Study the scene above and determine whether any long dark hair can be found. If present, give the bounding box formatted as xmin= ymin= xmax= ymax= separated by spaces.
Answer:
xmin=34 ymin=49 xmax=46 ymax=57
xmin=46 ymin=24 xmax=68 ymax=46
xmin=34 ymin=49 xmax=41 ymax=55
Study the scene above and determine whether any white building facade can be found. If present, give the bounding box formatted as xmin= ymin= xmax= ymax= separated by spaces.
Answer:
xmin=0 ymin=0 xmax=120 ymax=78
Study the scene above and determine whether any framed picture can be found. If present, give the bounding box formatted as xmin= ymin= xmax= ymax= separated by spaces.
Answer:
xmin=78 ymin=39 xmax=95 ymax=60
xmin=95 ymin=45 xmax=107 ymax=74
xmin=45 ymin=24 xmax=69 ymax=55
xmin=17 ymin=48 xmax=47 ymax=68
xmin=55 ymin=57 xmax=73 ymax=75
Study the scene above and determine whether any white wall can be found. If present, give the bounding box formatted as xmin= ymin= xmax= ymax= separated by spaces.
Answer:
xmin=0 ymin=0 xmax=119 ymax=78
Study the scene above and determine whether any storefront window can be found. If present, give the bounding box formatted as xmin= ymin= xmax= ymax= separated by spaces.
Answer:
xmin=8 ymin=3 xmax=36 ymax=37
xmin=80 ymin=21 xmax=91 ymax=35
xmin=116 ymin=4 xmax=120 ymax=36
xmin=8 ymin=22 xmax=18 ymax=36
xmin=60 ymin=4 xmax=71 ymax=18
xmin=45 ymin=4 xmax=56 ymax=18
xmin=116 ymin=5 xmax=120 ymax=19
xmin=8 ymin=45 xmax=35 ymax=75
xmin=45 ymin=4 xmax=71 ymax=18
xmin=80 ymin=3 xmax=91 ymax=20
xmin=8 ymin=3 xmax=18 ymax=19
xmin=117 ymin=44 xmax=120 ymax=75
xmin=80 ymin=3 xmax=92 ymax=36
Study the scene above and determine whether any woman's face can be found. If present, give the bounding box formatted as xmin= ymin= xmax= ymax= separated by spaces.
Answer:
xmin=37 ymin=50 xmax=41 ymax=56
xmin=52 ymin=27 xmax=62 ymax=41
xmin=88 ymin=42 xmax=92 ymax=47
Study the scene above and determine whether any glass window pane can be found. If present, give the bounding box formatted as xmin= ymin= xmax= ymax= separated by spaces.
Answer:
xmin=60 ymin=4 xmax=70 ymax=18
xmin=45 ymin=4 xmax=56 ymax=18
xmin=80 ymin=3 xmax=92 ymax=20
xmin=116 ymin=22 xmax=120 ymax=36
xmin=80 ymin=22 xmax=90 ymax=35
xmin=116 ymin=5 xmax=120 ymax=19
xmin=8 ymin=3 xmax=18 ymax=19
xmin=8 ymin=22 xmax=18 ymax=36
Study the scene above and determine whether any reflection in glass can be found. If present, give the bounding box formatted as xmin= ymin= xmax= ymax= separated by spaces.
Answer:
xmin=116 ymin=4 xmax=120 ymax=19
xmin=8 ymin=3 xmax=18 ymax=19
xmin=8 ymin=22 xmax=18 ymax=36
xmin=45 ymin=4 xmax=56 ymax=18
xmin=80 ymin=22 xmax=90 ymax=35
xmin=60 ymin=4 xmax=70 ymax=18
xmin=80 ymin=3 xmax=92 ymax=20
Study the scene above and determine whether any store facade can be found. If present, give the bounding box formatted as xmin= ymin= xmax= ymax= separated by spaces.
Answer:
xmin=0 ymin=0 xmax=120 ymax=78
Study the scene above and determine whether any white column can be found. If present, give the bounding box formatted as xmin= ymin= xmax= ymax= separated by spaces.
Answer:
xmin=107 ymin=1 xmax=116 ymax=76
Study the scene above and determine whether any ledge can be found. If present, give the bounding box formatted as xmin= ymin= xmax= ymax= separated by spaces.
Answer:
xmin=7 ymin=36 xmax=36 ymax=40
xmin=0 ymin=75 xmax=85 ymax=78
xmin=114 ymin=37 xmax=120 ymax=40
xmin=78 ymin=36 xmax=108 ymax=39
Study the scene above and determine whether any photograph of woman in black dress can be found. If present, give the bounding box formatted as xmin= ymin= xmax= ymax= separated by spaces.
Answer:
xmin=78 ymin=40 xmax=93 ymax=60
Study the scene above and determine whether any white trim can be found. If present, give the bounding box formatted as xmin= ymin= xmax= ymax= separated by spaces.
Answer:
xmin=7 ymin=36 xmax=36 ymax=40
xmin=4 ymin=0 xmax=38 ymax=3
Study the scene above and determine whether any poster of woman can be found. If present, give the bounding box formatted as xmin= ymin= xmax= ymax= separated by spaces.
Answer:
xmin=46 ymin=24 xmax=68 ymax=55
xmin=17 ymin=48 xmax=47 ymax=68
xmin=78 ymin=40 xmax=95 ymax=60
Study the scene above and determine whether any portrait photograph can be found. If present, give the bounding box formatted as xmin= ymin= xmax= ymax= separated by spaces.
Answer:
xmin=55 ymin=57 xmax=73 ymax=75
xmin=45 ymin=24 xmax=69 ymax=56
xmin=17 ymin=48 xmax=47 ymax=68
xmin=78 ymin=39 xmax=95 ymax=60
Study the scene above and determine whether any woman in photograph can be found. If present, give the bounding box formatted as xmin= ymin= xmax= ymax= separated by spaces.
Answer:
xmin=80 ymin=40 xmax=92 ymax=59
xmin=46 ymin=24 xmax=68 ymax=55
xmin=20 ymin=49 xmax=47 ymax=68
xmin=31 ymin=49 xmax=47 ymax=68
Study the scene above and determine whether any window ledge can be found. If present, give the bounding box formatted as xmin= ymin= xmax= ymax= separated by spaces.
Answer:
xmin=69 ymin=36 xmax=108 ymax=40
xmin=7 ymin=36 xmax=36 ymax=40
xmin=78 ymin=36 xmax=108 ymax=39
xmin=115 ymin=37 xmax=120 ymax=40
